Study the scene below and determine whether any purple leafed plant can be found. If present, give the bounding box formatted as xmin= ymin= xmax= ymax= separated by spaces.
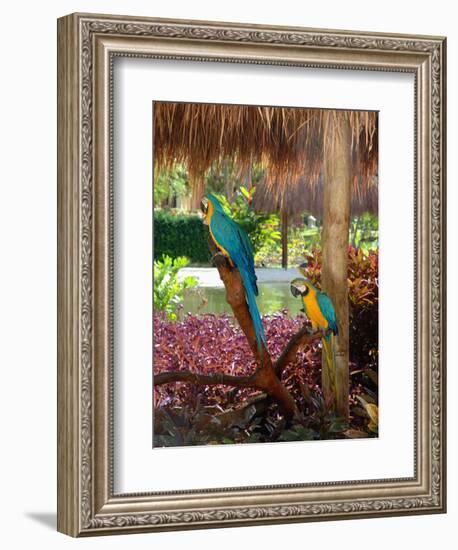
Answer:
xmin=154 ymin=311 xmax=367 ymax=411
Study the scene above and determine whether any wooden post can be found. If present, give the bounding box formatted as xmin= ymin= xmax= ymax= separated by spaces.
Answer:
xmin=281 ymin=210 xmax=288 ymax=269
xmin=321 ymin=112 xmax=351 ymax=421
xmin=190 ymin=177 xmax=205 ymax=210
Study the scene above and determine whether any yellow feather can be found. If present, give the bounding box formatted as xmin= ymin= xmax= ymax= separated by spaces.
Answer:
xmin=301 ymin=286 xmax=329 ymax=330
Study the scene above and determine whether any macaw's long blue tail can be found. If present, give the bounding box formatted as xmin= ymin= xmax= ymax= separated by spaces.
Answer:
xmin=322 ymin=332 xmax=337 ymax=394
xmin=239 ymin=268 xmax=266 ymax=352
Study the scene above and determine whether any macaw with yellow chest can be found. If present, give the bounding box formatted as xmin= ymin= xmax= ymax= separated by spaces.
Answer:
xmin=290 ymin=273 xmax=338 ymax=376
xmin=201 ymin=193 xmax=266 ymax=351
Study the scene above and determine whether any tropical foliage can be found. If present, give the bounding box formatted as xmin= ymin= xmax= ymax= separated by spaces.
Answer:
xmin=153 ymin=255 xmax=198 ymax=320
xmin=350 ymin=213 xmax=378 ymax=252
xmin=255 ymin=224 xmax=321 ymax=267
xmin=254 ymin=214 xmax=377 ymax=267
xmin=154 ymin=164 xmax=189 ymax=206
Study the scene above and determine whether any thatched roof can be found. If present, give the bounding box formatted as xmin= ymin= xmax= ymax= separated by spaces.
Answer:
xmin=252 ymin=174 xmax=378 ymax=217
xmin=153 ymin=102 xmax=378 ymax=216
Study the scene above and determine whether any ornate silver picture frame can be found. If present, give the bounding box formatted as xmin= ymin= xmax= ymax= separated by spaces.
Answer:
xmin=57 ymin=13 xmax=446 ymax=536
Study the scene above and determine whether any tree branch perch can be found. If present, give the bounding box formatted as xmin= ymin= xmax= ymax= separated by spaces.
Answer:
xmin=154 ymin=234 xmax=331 ymax=420
xmin=154 ymin=371 xmax=256 ymax=388
xmin=274 ymin=327 xmax=332 ymax=378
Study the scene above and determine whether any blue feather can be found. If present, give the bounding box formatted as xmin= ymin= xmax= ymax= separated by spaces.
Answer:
xmin=315 ymin=290 xmax=337 ymax=390
xmin=316 ymin=291 xmax=338 ymax=335
xmin=239 ymin=268 xmax=266 ymax=348
xmin=207 ymin=195 xmax=265 ymax=348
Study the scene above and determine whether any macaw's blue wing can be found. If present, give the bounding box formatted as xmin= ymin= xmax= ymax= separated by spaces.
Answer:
xmin=316 ymin=290 xmax=338 ymax=397
xmin=316 ymin=291 xmax=338 ymax=335
xmin=209 ymin=211 xmax=265 ymax=347
xmin=210 ymin=213 xmax=258 ymax=295
xmin=235 ymin=223 xmax=258 ymax=296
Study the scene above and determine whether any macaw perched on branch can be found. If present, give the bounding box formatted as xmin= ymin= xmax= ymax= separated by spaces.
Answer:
xmin=201 ymin=194 xmax=266 ymax=351
xmin=290 ymin=274 xmax=338 ymax=384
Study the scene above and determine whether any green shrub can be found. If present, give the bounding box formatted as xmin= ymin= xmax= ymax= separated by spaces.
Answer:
xmin=255 ymin=224 xmax=321 ymax=267
xmin=153 ymin=255 xmax=198 ymax=320
xmin=154 ymin=210 xmax=211 ymax=264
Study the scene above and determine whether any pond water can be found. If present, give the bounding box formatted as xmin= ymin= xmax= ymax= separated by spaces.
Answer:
xmin=183 ymin=282 xmax=300 ymax=316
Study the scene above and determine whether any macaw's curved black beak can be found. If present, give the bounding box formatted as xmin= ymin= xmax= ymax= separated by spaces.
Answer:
xmin=299 ymin=262 xmax=308 ymax=269
xmin=291 ymin=278 xmax=309 ymax=298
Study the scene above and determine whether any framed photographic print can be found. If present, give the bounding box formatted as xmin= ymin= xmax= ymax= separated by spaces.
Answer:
xmin=57 ymin=13 xmax=446 ymax=536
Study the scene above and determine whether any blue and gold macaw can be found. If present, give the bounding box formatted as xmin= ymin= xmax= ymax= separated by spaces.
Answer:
xmin=290 ymin=274 xmax=338 ymax=379
xmin=201 ymin=193 xmax=266 ymax=350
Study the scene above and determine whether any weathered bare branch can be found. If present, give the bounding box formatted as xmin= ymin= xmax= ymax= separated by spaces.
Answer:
xmin=274 ymin=327 xmax=331 ymax=378
xmin=154 ymin=371 xmax=255 ymax=388
xmin=208 ymin=236 xmax=298 ymax=419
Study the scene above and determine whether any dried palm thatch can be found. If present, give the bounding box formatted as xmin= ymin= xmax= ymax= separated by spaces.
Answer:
xmin=252 ymin=174 xmax=378 ymax=218
xmin=153 ymin=102 xmax=378 ymax=216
